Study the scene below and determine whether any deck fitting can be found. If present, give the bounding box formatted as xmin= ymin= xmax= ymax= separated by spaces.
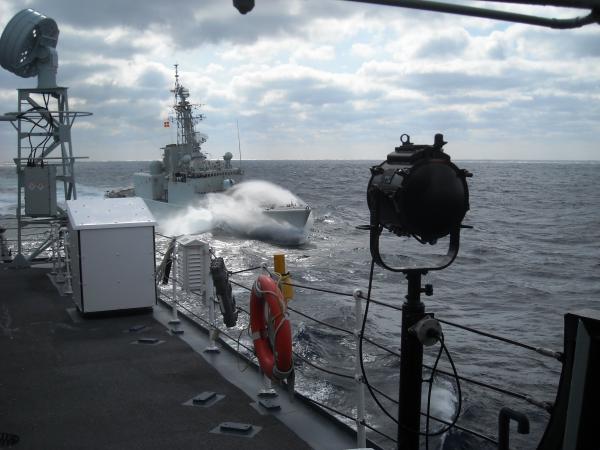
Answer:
xmin=183 ymin=392 xmax=225 ymax=408
xmin=0 ymin=432 xmax=19 ymax=447
xmin=258 ymin=397 xmax=281 ymax=411
xmin=132 ymin=337 xmax=164 ymax=345
xmin=193 ymin=391 xmax=216 ymax=404
xmin=258 ymin=389 xmax=277 ymax=398
xmin=210 ymin=422 xmax=261 ymax=438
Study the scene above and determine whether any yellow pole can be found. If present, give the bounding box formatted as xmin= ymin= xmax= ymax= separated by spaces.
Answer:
xmin=273 ymin=252 xmax=294 ymax=301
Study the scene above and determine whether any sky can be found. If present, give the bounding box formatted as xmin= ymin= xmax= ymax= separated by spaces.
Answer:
xmin=0 ymin=0 xmax=599 ymax=161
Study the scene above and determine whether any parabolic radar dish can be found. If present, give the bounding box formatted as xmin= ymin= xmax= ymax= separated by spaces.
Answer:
xmin=0 ymin=8 xmax=59 ymax=88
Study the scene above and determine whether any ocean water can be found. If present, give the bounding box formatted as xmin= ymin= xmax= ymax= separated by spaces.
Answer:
xmin=1 ymin=159 xmax=599 ymax=449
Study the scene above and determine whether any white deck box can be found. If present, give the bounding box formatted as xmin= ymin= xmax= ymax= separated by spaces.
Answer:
xmin=66 ymin=198 xmax=157 ymax=313
xmin=177 ymin=236 xmax=210 ymax=296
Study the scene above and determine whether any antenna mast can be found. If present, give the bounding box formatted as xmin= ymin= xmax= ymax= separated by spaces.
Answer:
xmin=170 ymin=64 xmax=206 ymax=154
xmin=236 ymin=120 xmax=242 ymax=171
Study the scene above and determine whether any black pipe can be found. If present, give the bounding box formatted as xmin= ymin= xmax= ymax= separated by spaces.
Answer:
xmin=344 ymin=0 xmax=600 ymax=29
xmin=498 ymin=407 xmax=530 ymax=450
xmin=475 ymin=0 xmax=600 ymax=9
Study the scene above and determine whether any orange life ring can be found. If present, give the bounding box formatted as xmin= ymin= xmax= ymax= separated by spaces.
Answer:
xmin=250 ymin=274 xmax=293 ymax=381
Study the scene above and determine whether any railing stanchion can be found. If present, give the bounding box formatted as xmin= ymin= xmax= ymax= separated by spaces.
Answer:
xmin=62 ymin=227 xmax=72 ymax=294
xmin=353 ymin=288 xmax=367 ymax=448
xmin=55 ymin=226 xmax=65 ymax=283
xmin=205 ymin=244 xmax=219 ymax=353
xmin=50 ymin=222 xmax=57 ymax=274
xmin=169 ymin=240 xmax=180 ymax=326
xmin=259 ymin=373 xmax=277 ymax=397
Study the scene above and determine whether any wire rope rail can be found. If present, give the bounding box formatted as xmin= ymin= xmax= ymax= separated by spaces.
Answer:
xmin=159 ymin=292 xmax=256 ymax=355
xmin=161 ymin=282 xmax=499 ymax=447
xmin=228 ymin=275 xmax=555 ymax=410
xmin=154 ymin=237 xmax=560 ymax=448
xmin=367 ymin=383 xmax=498 ymax=446
xmin=302 ymin=395 xmax=398 ymax=444
xmin=280 ymin=279 xmax=562 ymax=361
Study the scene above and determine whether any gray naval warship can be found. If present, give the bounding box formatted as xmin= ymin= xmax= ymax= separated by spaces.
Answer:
xmin=2 ymin=2 xmax=600 ymax=450
xmin=109 ymin=65 xmax=312 ymax=231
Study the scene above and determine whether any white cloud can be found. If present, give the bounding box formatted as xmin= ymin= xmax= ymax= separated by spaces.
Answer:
xmin=0 ymin=0 xmax=598 ymax=162
xmin=351 ymin=43 xmax=375 ymax=59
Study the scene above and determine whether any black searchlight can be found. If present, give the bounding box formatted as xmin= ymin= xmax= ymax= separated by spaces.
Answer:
xmin=367 ymin=133 xmax=471 ymax=272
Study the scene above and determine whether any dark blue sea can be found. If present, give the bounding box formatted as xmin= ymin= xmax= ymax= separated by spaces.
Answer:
xmin=1 ymin=159 xmax=599 ymax=449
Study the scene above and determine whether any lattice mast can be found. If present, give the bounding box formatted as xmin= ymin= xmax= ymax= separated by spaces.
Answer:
xmin=171 ymin=64 xmax=206 ymax=156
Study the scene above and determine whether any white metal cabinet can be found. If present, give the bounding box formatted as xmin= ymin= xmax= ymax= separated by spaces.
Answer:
xmin=67 ymin=198 xmax=157 ymax=313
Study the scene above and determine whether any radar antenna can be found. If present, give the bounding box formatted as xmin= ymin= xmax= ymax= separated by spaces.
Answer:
xmin=0 ymin=8 xmax=60 ymax=88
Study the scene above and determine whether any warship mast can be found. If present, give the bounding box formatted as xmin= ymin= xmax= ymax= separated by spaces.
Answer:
xmin=171 ymin=64 xmax=206 ymax=157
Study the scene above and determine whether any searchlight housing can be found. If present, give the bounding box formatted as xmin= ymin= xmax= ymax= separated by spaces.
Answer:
xmin=366 ymin=134 xmax=471 ymax=272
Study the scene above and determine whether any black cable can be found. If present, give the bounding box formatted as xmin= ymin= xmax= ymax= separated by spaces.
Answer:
xmin=367 ymin=381 xmax=497 ymax=445
xmin=230 ymin=279 xmax=252 ymax=291
xmin=34 ymin=94 xmax=53 ymax=160
xmin=293 ymin=351 xmax=354 ymax=380
xmin=441 ymin=336 xmax=463 ymax=433
xmin=160 ymin=293 xmax=256 ymax=354
xmin=302 ymin=396 xmax=397 ymax=443
xmin=363 ymin=335 xmax=401 ymax=357
xmin=26 ymin=110 xmax=47 ymax=164
xmin=359 ymin=261 xmax=465 ymax=438
xmin=359 ymin=294 xmax=403 ymax=312
xmin=287 ymin=305 xmax=353 ymax=336
xmin=434 ymin=317 xmax=561 ymax=360
xmin=281 ymin=280 xmax=354 ymax=297
xmin=155 ymin=231 xmax=176 ymax=240
xmin=228 ymin=266 xmax=262 ymax=275
xmin=359 ymin=259 xmax=400 ymax=424
xmin=425 ymin=335 xmax=445 ymax=450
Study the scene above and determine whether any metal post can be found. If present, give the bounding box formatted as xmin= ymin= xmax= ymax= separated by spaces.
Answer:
xmin=205 ymin=248 xmax=219 ymax=353
xmin=50 ymin=222 xmax=57 ymax=274
xmin=353 ymin=288 xmax=367 ymax=448
xmin=16 ymin=92 xmax=23 ymax=257
xmin=169 ymin=241 xmax=180 ymax=325
xmin=258 ymin=373 xmax=277 ymax=398
xmin=397 ymin=270 xmax=426 ymax=450
xmin=62 ymin=227 xmax=72 ymax=295
xmin=55 ymin=227 xmax=65 ymax=282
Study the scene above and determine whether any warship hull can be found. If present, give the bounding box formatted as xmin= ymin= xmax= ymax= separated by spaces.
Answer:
xmin=138 ymin=196 xmax=311 ymax=231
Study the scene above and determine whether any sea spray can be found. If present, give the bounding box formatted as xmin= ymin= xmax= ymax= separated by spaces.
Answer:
xmin=161 ymin=180 xmax=309 ymax=244
xmin=424 ymin=377 xmax=458 ymax=447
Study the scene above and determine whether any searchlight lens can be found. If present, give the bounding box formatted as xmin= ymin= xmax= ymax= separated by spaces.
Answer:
xmin=367 ymin=134 xmax=471 ymax=245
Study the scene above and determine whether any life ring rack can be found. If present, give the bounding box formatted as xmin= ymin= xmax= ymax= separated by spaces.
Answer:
xmin=250 ymin=274 xmax=293 ymax=381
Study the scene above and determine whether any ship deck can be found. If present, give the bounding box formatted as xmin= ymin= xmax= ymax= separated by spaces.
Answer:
xmin=0 ymin=266 xmax=356 ymax=450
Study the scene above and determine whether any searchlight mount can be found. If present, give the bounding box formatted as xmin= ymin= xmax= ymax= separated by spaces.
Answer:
xmin=365 ymin=134 xmax=471 ymax=448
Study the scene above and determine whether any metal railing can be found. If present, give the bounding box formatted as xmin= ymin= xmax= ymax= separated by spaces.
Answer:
xmin=153 ymin=232 xmax=563 ymax=449
xmin=1 ymin=227 xmax=562 ymax=448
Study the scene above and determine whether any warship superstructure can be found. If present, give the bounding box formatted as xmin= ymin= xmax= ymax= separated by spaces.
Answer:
xmin=121 ymin=66 xmax=311 ymax=230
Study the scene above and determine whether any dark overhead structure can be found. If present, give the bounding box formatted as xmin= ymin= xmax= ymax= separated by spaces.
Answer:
xmin=235 ymin=0 xmax=600 ymax=29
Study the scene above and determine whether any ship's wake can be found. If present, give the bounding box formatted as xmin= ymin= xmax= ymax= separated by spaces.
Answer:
xmin=160 ymin=180 xmax=310 ymax=245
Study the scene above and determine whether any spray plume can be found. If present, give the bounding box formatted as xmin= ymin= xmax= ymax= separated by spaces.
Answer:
xmin=161 ymin=180 xmax=310 ymax=244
